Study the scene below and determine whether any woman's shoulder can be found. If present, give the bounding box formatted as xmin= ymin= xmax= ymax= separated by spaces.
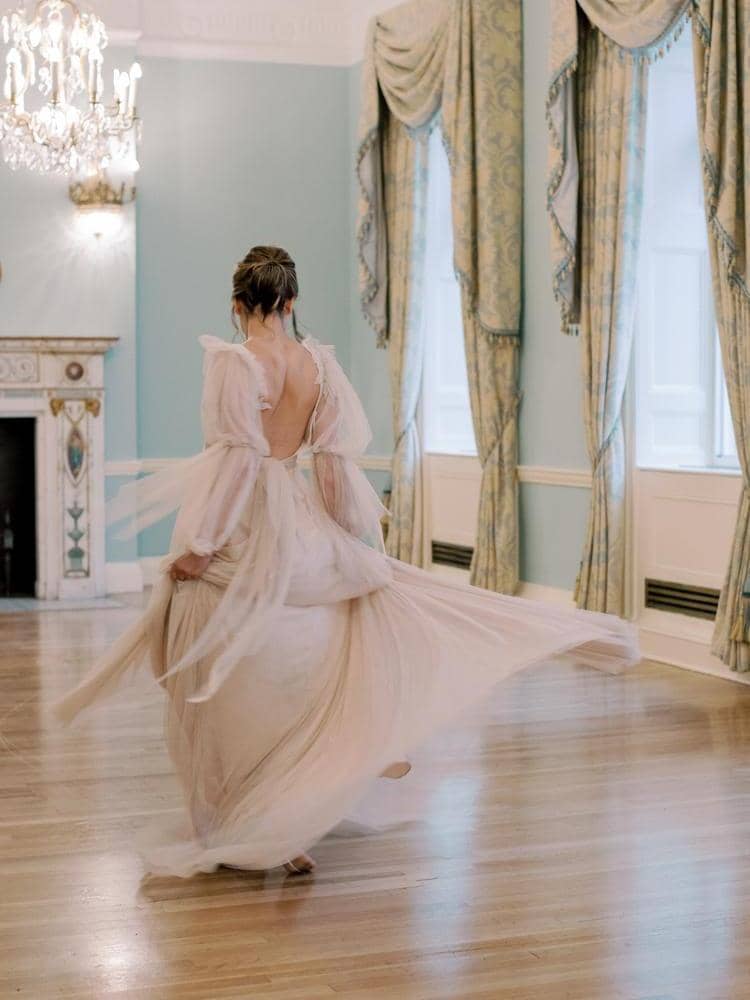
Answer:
xmin=198 ymin=335 xmax=270 ymax=403
xmin=301 ymin=336 xmax=337 ymax=368
xmin=199 ymin=334 xmax=255 ymax=361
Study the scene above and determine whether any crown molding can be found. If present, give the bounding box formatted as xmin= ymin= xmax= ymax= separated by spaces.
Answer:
xmin=97 ymin=0 xmax=397 ymax=68
xmin=108 ymin=29 xmax=144 ymax=48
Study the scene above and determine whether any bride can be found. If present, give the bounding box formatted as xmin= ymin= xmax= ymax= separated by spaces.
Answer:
xmin=57 ymin=245 xmax=639 ymax=877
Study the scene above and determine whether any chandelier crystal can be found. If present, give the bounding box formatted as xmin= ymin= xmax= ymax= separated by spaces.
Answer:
xmin=0 ymin=0 xmax=142 ymax=175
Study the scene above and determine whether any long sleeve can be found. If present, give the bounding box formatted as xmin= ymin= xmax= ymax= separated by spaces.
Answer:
xmin=176 ymin=336 xmax=269 ymax=557
xmin=310 ymin=343 xmax=387 ymax=549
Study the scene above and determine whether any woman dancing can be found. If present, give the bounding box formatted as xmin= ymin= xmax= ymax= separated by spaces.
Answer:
xmin=57 ymin=245 xmax=639 ymax=877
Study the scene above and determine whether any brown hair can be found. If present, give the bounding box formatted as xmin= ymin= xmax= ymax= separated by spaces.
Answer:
xmin=232 ymin=245 xmax=301 ymax=339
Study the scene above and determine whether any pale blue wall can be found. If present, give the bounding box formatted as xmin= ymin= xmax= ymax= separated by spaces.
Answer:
xmin=133 ymin=57 xmax=353 ymax=555
xmin=136 ymin=57 xmax=352 ymax=461
xmin=518 ymin=0 xmax=589 ymax=588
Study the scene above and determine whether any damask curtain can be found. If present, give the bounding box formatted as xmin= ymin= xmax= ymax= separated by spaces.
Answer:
xmin=692 ymin=1 xmax=750 ymax=671
xmin=547 ymin=0 xmax=693 ymax=615
xmin=357 ymin=0 xmax=523 ymax=591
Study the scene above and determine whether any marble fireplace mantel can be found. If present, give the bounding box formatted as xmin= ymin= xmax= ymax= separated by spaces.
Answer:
xmin=0 ymin=336 xmax=118 ymax=599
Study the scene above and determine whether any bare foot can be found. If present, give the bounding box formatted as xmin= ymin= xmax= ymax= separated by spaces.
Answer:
xmin=381 ymin=761 xmax=412 ymax=780
xmin=283 ymin=853 xmax=316 ymax=875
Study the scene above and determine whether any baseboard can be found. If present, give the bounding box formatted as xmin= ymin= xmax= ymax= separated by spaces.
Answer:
xmin=455 ymin=570 xmax=750 ymax=687
xmin=637 ymin=608 xmax=750 ymax=686
xmin=105 ymin=561 xmax=143 ymax=594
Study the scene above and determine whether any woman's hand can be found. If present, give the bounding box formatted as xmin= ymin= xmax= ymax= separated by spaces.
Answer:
xmin=169 ymin=551 xmax=213 ymax=583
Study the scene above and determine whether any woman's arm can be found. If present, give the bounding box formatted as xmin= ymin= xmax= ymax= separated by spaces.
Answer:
xmin=169 ymin=342 xmax=268 ymax=578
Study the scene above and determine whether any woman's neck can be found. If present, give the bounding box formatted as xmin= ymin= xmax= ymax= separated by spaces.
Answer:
xmin=244 ymin=313 xmax=286 ymax=342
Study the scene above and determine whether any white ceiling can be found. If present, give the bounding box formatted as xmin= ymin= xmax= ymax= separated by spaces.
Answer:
xmin=98 ymin=0 xmax=396 ymax=66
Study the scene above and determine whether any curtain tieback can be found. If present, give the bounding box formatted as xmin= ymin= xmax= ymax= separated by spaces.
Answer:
xmin=479 ymin=395 xmax=522 ymax=467
xmin=730 ymin=512 xmax=750 ymax=643
xmin=394 ymin=419 xmax=417 ymax=454
xmin=592 ymin=418 xmax=621 ymax=473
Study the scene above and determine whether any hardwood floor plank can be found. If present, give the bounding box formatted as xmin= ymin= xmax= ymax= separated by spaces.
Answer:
xmin=1 ymin=598 xmax=749 ymax=998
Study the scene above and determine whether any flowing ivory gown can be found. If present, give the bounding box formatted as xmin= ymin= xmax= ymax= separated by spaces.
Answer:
xmin=57 ymin=335 xmax=639 ymax=876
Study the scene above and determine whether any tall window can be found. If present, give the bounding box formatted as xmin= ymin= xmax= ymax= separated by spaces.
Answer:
xmin=421 ymin=125 xmax=476 ymax=456
xmin=635 ymin=30 xmax=738 ymax=470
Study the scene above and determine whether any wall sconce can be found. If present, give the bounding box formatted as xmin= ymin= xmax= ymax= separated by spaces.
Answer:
xmin=68 ymin=173 xmax=136 ymax=240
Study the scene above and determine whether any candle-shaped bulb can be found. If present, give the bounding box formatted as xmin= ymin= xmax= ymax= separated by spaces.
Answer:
xmin=51 ymin=59 xmax=65 ymax=103
xmin=127 ymin=62 xmax=142 ymax=116
xmin=88 ymin=50 xmax=102 ymax=103
xmin=5 ymin=48 xmax=20 ymax=105
xmin=114 ymin=68 xmax=129 ymax=108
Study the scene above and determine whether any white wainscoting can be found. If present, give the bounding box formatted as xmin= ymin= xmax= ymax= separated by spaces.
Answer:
xmin=633 ymin=467 xmax=745 ymax=683
xmin=634 ymin=467 xmax=741 ymax=594
xmin=424 ymin=453 xmax=593 ymax=549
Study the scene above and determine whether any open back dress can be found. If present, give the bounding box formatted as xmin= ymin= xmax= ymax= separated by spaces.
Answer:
xmin=57 ymin=335 xmax=639 ymax=876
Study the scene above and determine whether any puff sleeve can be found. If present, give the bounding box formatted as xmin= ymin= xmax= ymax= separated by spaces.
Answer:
xmin=309 ymin=343 xmax=388 ymax=550
xmin=175 ymin=336 xmax=270 ymax=557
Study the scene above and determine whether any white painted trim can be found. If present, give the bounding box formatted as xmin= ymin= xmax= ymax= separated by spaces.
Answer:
xmin=104 ymin=454 xmax=601 ymax=487
xmin=108 ymin=29 xmax=143 ymax=47
xmin=358 ymin=454 xmax=392 ymax=472
xmin=638 ymin=464 xmax=742 ymax=479
xmin=105 ymin=454 xmax=393 ymax=477
xmin=104 ymin=458 xmax=142 ymax=477
xmin=638 ymin=608 xmax=750 ymax=687
xmin=101 ymin=0 xmax=396 ymax=68
xmin=105 ymin=560 xmax=143 ymax=594
xmin=518 ymin=465 xmax=592 ymax=489
xmin=516 ymin=584 xmax=750 ymax=687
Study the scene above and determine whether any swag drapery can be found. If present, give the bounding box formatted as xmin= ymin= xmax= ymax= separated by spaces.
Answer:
xmin=357 ymin=0 xmax=523 ymax=592
xmin=548 ymin=0 xmax=750 ymax=670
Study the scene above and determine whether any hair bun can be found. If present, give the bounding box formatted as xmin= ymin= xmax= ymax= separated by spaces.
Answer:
xmin=232 ymin=245 xmax=298 ymax=320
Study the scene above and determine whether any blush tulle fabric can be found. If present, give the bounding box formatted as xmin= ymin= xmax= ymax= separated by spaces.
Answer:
xmin=56 ymin=335 xmax=640 ymax=876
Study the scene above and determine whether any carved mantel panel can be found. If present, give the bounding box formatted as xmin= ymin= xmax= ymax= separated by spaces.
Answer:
xmin=0 ymin=336 xmax=118 ymax=599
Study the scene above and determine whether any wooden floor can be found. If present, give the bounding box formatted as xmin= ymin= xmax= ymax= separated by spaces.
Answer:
xmin=2 ymin=599 xmax=750 ymax=999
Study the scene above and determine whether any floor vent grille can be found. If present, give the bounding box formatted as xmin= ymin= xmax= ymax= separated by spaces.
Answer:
xmin=432 ymin=541 xmax=474 ymax=570
xmin=644 ymin=578 xmax=720 ymax=621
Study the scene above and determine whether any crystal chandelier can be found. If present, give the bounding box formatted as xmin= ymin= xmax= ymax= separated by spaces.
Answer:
xmin=0 ymin=0 xmax=142 ymax=175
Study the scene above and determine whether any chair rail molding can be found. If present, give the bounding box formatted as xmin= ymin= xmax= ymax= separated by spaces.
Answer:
xmin=104 ymin=455 xmax=593 ymax=484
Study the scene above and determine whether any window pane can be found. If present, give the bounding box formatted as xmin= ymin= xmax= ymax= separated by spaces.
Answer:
xmin=635 ymin=30 xmax=719 ymax=470
xmin=422 ymin=125 xmax=476 ymax=455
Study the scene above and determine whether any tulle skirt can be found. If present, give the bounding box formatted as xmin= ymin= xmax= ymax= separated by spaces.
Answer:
xmin=141 ymin=554 xmax=639 ymax=877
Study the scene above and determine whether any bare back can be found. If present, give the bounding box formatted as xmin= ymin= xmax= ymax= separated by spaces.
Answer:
xmin=243 ymin=336 xmax=321 ymax=459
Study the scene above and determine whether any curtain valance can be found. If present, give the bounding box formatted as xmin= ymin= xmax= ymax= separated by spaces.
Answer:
xmin=358 ymin=0 xmax=523 ymax=346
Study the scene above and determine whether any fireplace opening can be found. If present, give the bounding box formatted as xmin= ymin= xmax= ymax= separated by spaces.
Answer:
xmin=0 ymin=418 xmax=37 ymax=597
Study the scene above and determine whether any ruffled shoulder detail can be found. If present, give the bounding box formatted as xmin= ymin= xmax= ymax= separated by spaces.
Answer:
xmin=300 ymin=336 xmax=333 ymax=391
xmin=198 ymin=335 xmax=271 ymax=411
